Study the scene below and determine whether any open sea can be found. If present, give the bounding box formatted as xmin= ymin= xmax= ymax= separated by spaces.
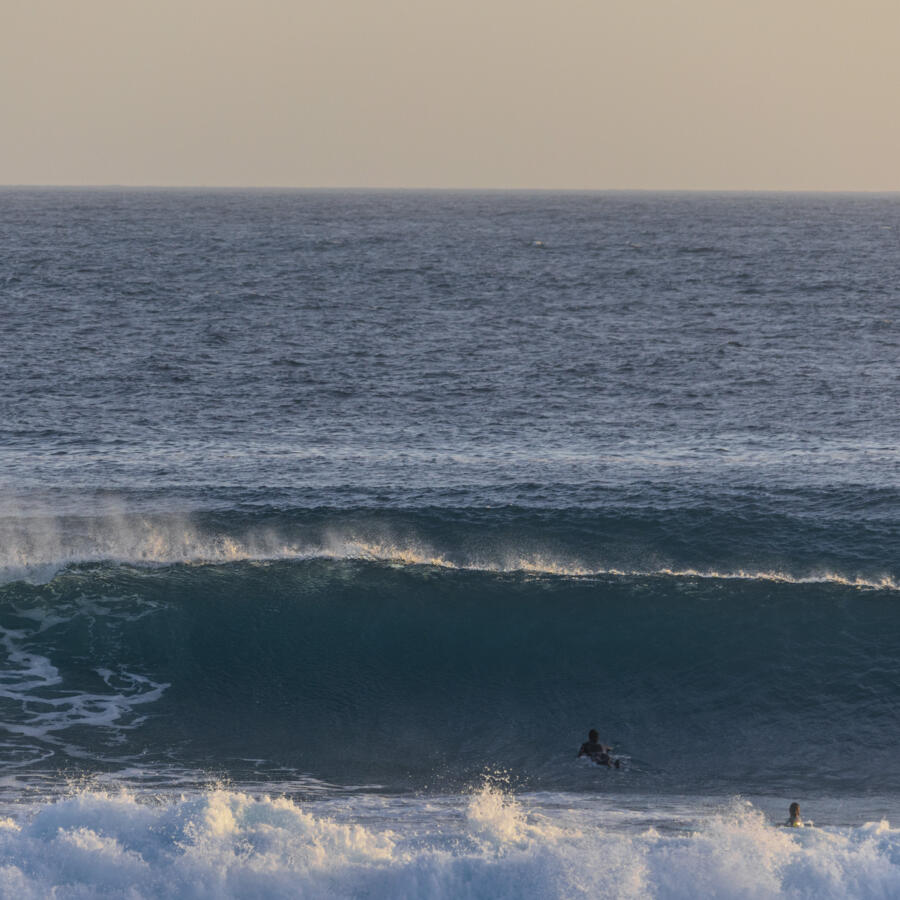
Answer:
xmin=1 ymin=188 xmax=899 ymax=897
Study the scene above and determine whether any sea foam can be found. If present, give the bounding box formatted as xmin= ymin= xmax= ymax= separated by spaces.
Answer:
xmin=0 ymin=788 xmax=898 ymax=899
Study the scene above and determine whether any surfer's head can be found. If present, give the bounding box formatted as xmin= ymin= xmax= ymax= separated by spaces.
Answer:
xmin=588 ymin=729 xmax=599 ymax=743
xmin=789 ymin=802 xmax=800 ymax=821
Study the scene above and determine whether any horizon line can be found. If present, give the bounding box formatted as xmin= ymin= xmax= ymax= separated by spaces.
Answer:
xmin=3 ymin=184 xmax=900 ymax=195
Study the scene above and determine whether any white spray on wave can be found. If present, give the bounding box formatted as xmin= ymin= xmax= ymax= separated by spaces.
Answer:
xmin=0 ymin=787 xmax=898 ymax=899
xmin=0 ymin=502 xmax=896 ymax=592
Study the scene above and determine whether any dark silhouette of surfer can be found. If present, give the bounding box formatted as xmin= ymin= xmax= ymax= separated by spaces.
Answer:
xmin=578 ymin=728 xmax=620 ymax=768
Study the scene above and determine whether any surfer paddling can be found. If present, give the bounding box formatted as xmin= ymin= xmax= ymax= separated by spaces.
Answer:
xmin=577 ymin=729 xmax=620 ymax=768
xmin=786 ymin=802 xmax=803 ymax=827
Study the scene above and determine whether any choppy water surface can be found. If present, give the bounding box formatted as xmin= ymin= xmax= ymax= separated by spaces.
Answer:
xmin=1 ymin=189 xmax=899 ymax=897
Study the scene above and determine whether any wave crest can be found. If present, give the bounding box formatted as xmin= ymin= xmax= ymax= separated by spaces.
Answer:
xmin=0 ymin=507 xmax=896 ymax=591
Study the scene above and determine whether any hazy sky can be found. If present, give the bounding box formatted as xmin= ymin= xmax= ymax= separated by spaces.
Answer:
xmin=3 ymin=0 xmax=899 ymax=189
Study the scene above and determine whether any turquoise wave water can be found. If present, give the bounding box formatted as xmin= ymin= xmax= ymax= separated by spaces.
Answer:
xmin=2 ymin=532 xmax=898 ymax=796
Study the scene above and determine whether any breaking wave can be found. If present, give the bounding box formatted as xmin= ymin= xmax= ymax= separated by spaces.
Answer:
xmin=1 ymin=504 xmax=896 ymax=591
xmin=0 ymin=787 xmax=898 ymax=899
xmin=1 ymin=547 xmax=899 ymax=795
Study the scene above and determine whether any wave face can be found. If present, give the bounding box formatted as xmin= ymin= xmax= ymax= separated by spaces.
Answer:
xmin=1 ymin=507 xmax=898 ymax=796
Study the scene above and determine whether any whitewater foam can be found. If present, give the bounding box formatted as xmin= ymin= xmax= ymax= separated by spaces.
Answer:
xmin=0 ymin=788 xmax=898 ymax=898
xmin=0 ymin=600 xmax=169 ymax=753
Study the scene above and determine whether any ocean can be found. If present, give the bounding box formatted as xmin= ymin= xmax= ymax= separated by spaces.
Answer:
xmin=1 ymin=188 xmax=899 ymax=897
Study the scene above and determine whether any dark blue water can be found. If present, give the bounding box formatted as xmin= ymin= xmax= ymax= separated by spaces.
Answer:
xmin=5 ymin=189 xmax=900 ymax=897
xmin=2 ymin=189 xmax=900 ymax=799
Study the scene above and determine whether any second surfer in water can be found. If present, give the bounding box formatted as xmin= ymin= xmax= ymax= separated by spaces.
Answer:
xmin=786 ymin=802 xmax=803 ymax=827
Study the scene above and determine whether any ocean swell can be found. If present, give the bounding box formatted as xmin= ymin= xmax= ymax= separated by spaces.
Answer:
xmin=1 ymin=555 xmax=898 ymax=794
